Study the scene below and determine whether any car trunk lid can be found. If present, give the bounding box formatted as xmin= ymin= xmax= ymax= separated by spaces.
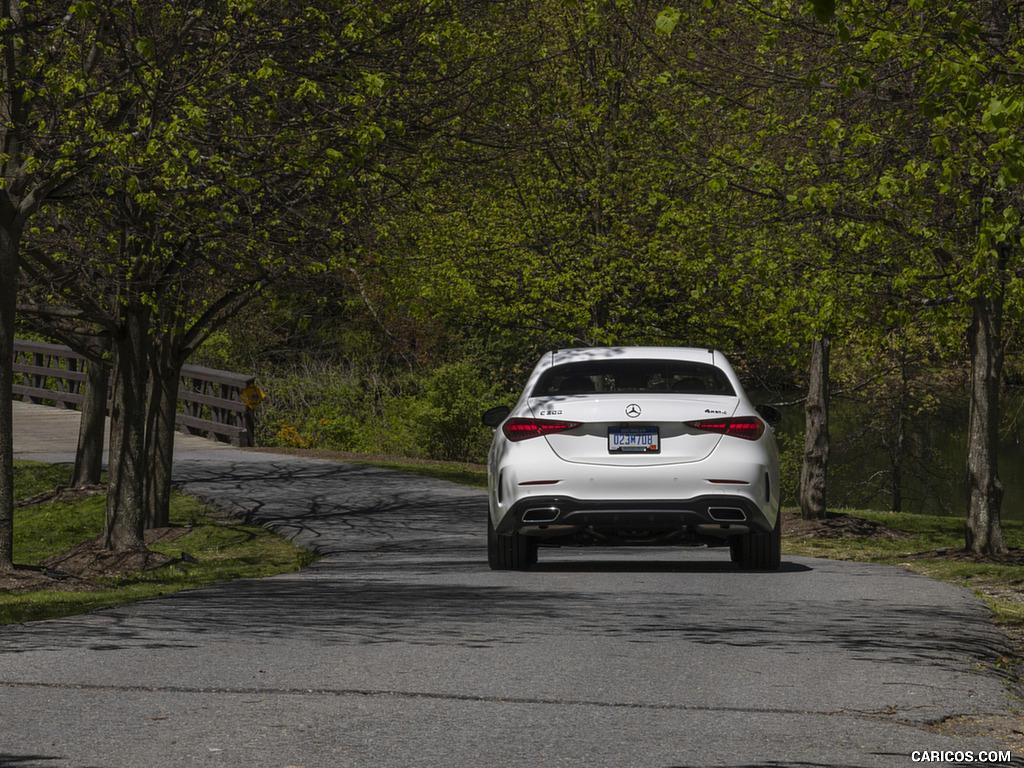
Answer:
xmin=528 ymin=394 xmax=740 ymax=466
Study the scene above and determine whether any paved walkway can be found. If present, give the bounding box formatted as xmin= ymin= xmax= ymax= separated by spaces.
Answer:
xmin=12 ymin=398 xmax=233 ymax=462
xmin=4 ymin=399 xmax=1023 ymax=767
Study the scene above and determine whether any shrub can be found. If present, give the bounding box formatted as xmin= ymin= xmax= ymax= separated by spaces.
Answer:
xmin=251 ymin=358 xmax=507 ymax=463
xmin=256 ymin=361 xmax=372 ymax=452
xmin=406 ymin=362 xmax=502 ymax=462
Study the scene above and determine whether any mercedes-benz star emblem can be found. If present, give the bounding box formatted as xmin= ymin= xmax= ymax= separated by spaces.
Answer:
xmin=625 ymin=404 xmax=641 ymax=418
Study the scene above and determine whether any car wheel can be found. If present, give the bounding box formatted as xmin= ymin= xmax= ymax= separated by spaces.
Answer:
xmin=735 ymin=513 xmax=781 ymax=570
xmin=487 ymin=514 xmax=534 ymax=571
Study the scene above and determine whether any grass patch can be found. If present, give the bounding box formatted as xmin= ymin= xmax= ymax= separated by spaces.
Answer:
xmin=15 ymin=493 xmax=107 ymax=564
xmin=13 ymin=461 xmax=79 ymax=500
xmin=2 ymin=460 xmax=318 ymax=625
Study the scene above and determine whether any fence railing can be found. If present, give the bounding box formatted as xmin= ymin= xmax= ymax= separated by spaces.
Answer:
xmin=12 ymin=339 xmax=258 ymax=447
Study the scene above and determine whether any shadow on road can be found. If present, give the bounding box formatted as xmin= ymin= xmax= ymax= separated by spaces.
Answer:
xmin=3 ymin=552 xmax=1011 ymax=677
xmin=534 ymin=559 xmax=813 ymax=573
xmin=0 ymin=754 xmax=86 ymax=767
xmin=5 ymin=454 xmax=984 ymax=680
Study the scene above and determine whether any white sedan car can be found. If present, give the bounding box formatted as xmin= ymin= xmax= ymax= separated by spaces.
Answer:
xmin=482 ymin=347 xmax=782 ymax=570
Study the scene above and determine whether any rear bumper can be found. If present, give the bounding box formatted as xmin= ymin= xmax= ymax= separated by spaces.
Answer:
xmin=496 ymin=494 xmax=776 ymax=538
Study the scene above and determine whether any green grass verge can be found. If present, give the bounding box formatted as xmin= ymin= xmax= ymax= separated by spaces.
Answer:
xmin=3 ymin=460 xmax=318 ymax=625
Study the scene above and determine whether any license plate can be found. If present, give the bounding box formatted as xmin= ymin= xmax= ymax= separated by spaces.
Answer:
xmin=608 ymin=426 xmax=660 ymax=453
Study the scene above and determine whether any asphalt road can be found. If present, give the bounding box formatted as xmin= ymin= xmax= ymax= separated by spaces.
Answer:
xmin=2 ymin=402 xmax=1022 ymax=767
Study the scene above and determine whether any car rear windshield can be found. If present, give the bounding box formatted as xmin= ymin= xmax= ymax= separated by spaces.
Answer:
xmin=532 ymin=360 xmax=735 ymax=397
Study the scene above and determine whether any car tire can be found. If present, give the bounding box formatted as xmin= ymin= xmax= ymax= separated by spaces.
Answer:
xmin=729 ymin=539 xmax=742 ymax=564
xmin=487 ymin=514 xmax=534 ymax=571
xmin=735 ymin=513 xmax=781 ymax=570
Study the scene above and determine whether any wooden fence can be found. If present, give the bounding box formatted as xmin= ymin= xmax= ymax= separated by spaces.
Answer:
xmin=12 ymin=339 xmax=259 ymax=447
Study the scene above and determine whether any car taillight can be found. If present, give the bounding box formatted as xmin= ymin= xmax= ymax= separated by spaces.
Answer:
xmin=686 ymin=417 xmax=765 ymax=441
xmin=502 ymin=418 xmax=582 ymax=442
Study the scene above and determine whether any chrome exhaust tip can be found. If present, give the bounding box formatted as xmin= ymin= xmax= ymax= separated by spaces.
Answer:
xmin=708 ymin=507 xmax=746 ymax=522
xmin=521 ymin=506 xmax=561 ymax=524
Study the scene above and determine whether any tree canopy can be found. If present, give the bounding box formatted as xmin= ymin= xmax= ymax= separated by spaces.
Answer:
xmin=5 ymin=0 xmax=1024 ymax=562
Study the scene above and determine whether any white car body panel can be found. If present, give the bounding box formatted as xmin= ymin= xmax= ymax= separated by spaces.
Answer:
xmin=528 ymin=395 xmax=738 ymax=465
xmin=485 ymin=347 xmax=782 ymax=569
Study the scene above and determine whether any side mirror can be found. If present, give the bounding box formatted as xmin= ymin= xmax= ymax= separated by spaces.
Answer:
xmin=755 ymin=404 xmax=782 ymax=427
xmin=482 ymin=405 xmax=511 ymax=428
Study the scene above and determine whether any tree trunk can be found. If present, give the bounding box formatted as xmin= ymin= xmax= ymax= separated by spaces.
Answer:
xmin=0 ymin=214 xmax=18 ymax=572
xmin=964 ymin=283 xmax=1007 ymax=555
xmin=104 ymin=303 xmax=150 ymax=551
xmin=891 ymin=414 xmax=905 ymax=514
xmin=800 ymin=336 xmax=830 ymax=520
xmin=890 ymin=355 xmax=908 ymax=514
xmin=145 ymin=335 xmax=180 ymax=529
xmin=72 ymin=359 xmax=110 ymax=487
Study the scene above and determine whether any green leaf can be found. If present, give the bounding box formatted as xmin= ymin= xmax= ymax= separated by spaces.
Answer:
xmin=811 ymin=0 xmax=836 ymax=23
xmin=655 ymin=8 xmax=680 ymax=37
xmin=69 ymin=1 xmax=97 ymax=21
xmin=837 ymin=19 xmax=850 ymax=43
